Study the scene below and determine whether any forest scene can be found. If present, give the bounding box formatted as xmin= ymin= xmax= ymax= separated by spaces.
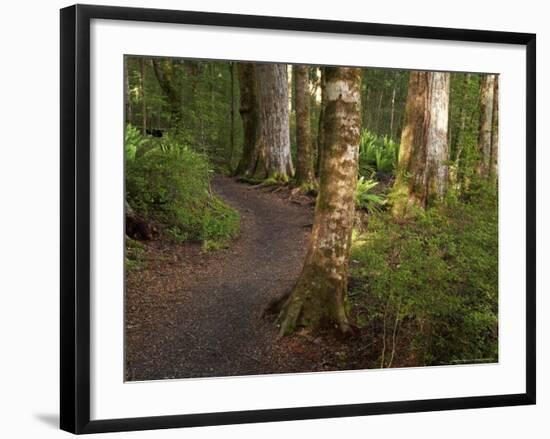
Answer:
xmin=124 ymin=56 xmax=499 ymax=381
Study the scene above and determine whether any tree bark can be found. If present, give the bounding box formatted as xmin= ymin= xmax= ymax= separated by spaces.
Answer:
xmin=316 ymin=67 xmax=326 ymax=176
xmin=476 ymin=74 xmax=495 ymax=178
xmin=234 ymin=63 xmax=259 ymax=176
xmin=489 ymin=76 xmax=499 ymax=181
xmin=276 ymin=67 xmax=362 ymax=336
xmin=293 ymin=65 xmax=316 ymax=189
xmin=229 ymin=62 xmax=235 ymax=166
xmin=235 ymin=63 xmax=294 ymax=180
xmin=389 ymin=85 xmax=396 ymax=139
xmin=140 ymin=58 xmax=147 ymax=135
xmin=249 ymin=63 xmax=294 ymax=180
xmin=452 ymin=74 xmax=470 ymax=181
xmin=125 ymin=59 xmax=132 ymax=125
xmin=152 ymin=58 xmax=182 ymax=130
xmin=374 ymin=90 xmax=384 ymax=134
xmin=392 ymin=71 xmax=451 ymax=216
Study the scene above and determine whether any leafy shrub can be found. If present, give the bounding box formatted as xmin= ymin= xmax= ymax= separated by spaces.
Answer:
xmin=350 ymin=187 xmax=498 ymax=367
xmin=355 ymin=177 xmax=386 ymax=213
xmin=359 ymin=129 xmax=399 ymax=176
xmin=125 ymin=125 xmax=240 ymax=247
xmin=125 ymin=124 xmax=148 ymax=161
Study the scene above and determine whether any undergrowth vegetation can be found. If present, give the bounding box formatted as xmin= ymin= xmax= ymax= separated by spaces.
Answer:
xmin=350 ymin=184 xmax=498 ymax=367
xmin=125 ymin=124 xmax=240 ymax=249
xmin=359 ymin=129 xmax=399 ymax=177
xmin=355 ymin=176 xmax=386 ymax=213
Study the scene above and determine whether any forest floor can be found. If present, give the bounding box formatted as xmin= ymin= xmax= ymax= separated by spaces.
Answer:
xmin=126 ymin=175 xmax=378 ymax=381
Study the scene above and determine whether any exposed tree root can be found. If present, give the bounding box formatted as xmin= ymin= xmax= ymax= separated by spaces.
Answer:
xmin=273 ymin=283 xmax=355 ymax=338
xmin=262 ymin=289 xmax=292 ymax=318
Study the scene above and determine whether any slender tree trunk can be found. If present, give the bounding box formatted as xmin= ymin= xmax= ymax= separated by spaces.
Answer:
xmin=229 ymin=62 xmax=235 ymax=167
xmin=156 ymin=104 xmax=161 ymax=130
xmin=389 ymin=86 xmax=396 ymax=140
xmin=316 ymin=67 xmax=326 ymax=176
xmin=453 ymin=74 xmax=470 ymax=172
xmin=287 ymin=65 xmax=293 ymax=112
xmin=363 ymin=86 xmax=370 ymax=130
xmin=426 ymin=72 xmax=451 ymax=199
xmin=276 ymin=67 xmax=362 ymax=336
xmin=476 ymin=74 xmax=495 ymax=178
xmin=392 ymin=71 xmax=451 ymax=216
xmin=374 ymin=90 xmax=384 ymax=134
xmin=140 ymin=58 xmax=147 ymax=135
xmin=152 ymin=58 xmax=182 ymax=130
xmin=489 ymin=76 xmax=499 ymax=181
xmin=249 ymin=63 xmax=294 ymax=180
xmin=125 ymin=59 xmax=132 ymax=125
xmin=235 ymin=63 xmax=259 ymax=176
xmin=294 ymin=65 xmax=316 ymax=189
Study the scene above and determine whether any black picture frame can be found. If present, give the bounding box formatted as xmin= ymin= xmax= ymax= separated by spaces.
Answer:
xmin=60 ymin=4 xmax=536 ymax=434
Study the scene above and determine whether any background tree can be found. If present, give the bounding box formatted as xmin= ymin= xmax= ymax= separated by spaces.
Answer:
xmin=250 ymin=63 xmax=294 ymax=180
xmin=476 ymin=74 xmax=496 ymax=178
xmin=124 ymin=59 xmax=132 ymax=125
xmin=234 ymin=63 xmax=259 ymax=176
xmin=490 ymin=76 xmax=499 ymax=180
xmin=392 ymin=71 xmax=451 ymax=216
xmin=361 ymin=69 xmax=409 ymax=141
xmin=152 ymin=58 xmax=183 ymax=129
xmin=316 ymin=67 xmax=326 ymax=176
xmin=276 ymin=67 xmax=362 ymax=336
xmin=293 ymin=65 xmax=316 ymax=189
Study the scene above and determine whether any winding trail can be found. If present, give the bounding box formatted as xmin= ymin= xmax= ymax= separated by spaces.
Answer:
xmin=125 ymin=176 xmax=314 ymax=380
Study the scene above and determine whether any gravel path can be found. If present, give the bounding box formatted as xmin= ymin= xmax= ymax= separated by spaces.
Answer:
xmin=125 ymin=175 xmax=313 ymax=381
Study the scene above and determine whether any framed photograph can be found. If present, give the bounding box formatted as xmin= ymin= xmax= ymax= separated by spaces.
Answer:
xmin=60 ymin=4 xmax=536 ymax=434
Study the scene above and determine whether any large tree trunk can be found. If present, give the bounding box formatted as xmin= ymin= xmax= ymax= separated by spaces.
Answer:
xmin=276 ymin=67 xmax=362 ymax=336
xmin=293 ymin=65 xmax=316 ymax=189
xmin=476 ymin=74 xmax=495 ymax=178
xmin=234 ymin=63 xmax=259 ymax=176
xmin=489 ymin=76 xmax=499 ymax=181
xmin=392 ymin=71 xmax=450 ymax=216
xmin=236 ymin=64 xmax=294 ymax=181
xmin=249 ymin=63 xmax=294 ymax=180
xmin=152 ymin=58 xmax=182 ymax=130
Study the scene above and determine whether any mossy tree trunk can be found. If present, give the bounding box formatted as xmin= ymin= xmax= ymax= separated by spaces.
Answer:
xmin=277 ymin=67 xmax=362 ymax=336
xmin=476 ymin=74 xmax=495 ymax=178
xmin=235 ymin=63 xmax=259 ymax=176
xmin=392 ymin=71 xmax=450 ymax=217
xmin=152 ymin=58 xmax=183 ymax=130
xmin=489 ymin=76 xmax=499 ymax=181
xmin=294 ymin=65 xmax=316 ymax=189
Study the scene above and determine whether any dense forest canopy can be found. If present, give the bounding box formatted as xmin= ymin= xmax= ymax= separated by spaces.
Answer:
xmin=125 ymin=56 xmax=499 ymax=377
